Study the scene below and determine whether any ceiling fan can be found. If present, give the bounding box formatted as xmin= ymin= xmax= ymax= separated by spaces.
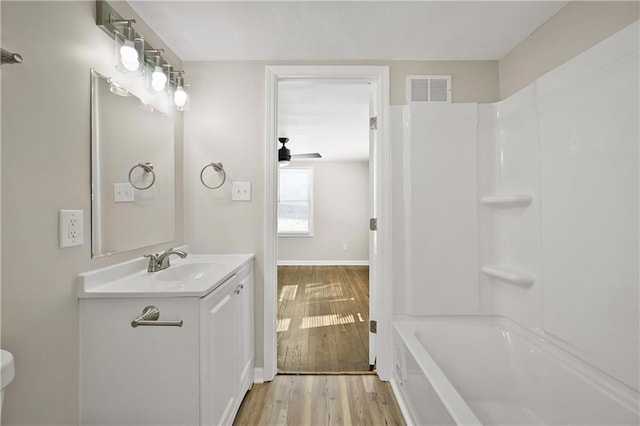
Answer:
xmin=278 ymin=138 xmax=321 ymax=167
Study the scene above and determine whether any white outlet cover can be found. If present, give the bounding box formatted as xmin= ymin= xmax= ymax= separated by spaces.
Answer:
xmin=59 ymin=209 xmax=84 ymax=248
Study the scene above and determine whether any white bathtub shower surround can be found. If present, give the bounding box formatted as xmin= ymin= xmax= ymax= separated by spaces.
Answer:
xmin=477 ymin=83 xmax=543 ymax=327
xmin=399 ymin=103 xmax=480 ymax=316
xmin=393 ymin=316 xmax=640 ymax=426
xmin=477 ymin=20 xmax=639 ymax=390
xmin=392 ymin=18 xmax=640 ymax=397
xmin=537 ymin=39 xmax=639 ymax=393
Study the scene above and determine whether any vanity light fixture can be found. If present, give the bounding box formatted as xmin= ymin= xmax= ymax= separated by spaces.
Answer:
xmin=151 ymin=66 xmax=167 ymax=92
xmin=145 ymin=52 xmax=168 ymax=93
xmin=96 ymin=0 xmax=188 ymax=111
xmin=113 ymin=20 xmax=143 ymax=75
xmin=172 ymin=72 xmax=188 ymax=111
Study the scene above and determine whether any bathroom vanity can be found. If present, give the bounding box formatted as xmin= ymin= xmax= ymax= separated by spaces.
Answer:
xmin=78 ymin=253 xmax=254 ymax=426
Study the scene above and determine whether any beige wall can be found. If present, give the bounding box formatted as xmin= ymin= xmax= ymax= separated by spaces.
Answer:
xmin=183 ymin=59 xmax=498 ymax=369
xmin=277 ymin=161 xmax=369 ymax=263
xmin=0 ymin=2 xmax=184 ymax=425
xmin=186 ymin=59 xmax=499 ymax=105
xmin=499 ymin=1 xmax=640 ymax=99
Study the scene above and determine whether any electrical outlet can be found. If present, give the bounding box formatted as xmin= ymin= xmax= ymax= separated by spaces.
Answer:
xmin=342 ymin=243 xmax=348 ymax=251
xmin=59 ymin=210 xmax=83 ymax=248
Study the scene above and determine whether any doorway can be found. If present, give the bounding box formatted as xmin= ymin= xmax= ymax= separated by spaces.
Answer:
xmin=275 ymin=81 xmax=371 ymax=373
xmin=263 ymin=65 xmax=392 ymax=382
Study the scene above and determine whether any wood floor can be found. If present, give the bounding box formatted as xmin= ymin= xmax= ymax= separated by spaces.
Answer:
xmin=277 ymin=266 xmax=370 ymax=373
xmin=233 ymin=375 xmax=406 ymax=426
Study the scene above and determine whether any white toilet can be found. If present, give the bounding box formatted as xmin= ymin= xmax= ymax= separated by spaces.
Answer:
xmin=0 ymin=349 xmax=15 ymax=420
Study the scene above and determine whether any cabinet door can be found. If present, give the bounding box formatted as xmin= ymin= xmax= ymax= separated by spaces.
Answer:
xmin=238 ymin=265 xmax=254 ymax=395
xmin=200 ymin=275 xmax=239 ymax=426
xmin=80 ymin=298 xmax=200 ymax=426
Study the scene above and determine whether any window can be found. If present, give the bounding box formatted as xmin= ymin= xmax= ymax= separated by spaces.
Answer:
xmin=278 ymin=168 xmax=313 ymax=236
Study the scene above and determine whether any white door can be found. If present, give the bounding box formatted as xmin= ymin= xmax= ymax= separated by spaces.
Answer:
xmin=368 ymin=83 xmax=378 ymax=369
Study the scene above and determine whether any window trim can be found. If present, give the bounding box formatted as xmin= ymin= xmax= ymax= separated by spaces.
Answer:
xmin=277 ymin=167 xmax=314 ymax=237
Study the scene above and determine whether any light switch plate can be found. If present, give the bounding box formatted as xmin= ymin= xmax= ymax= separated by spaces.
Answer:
xmin=59 ymin=210 xmax=84 ymax=248
xmin=232 ymin=181 xmax=251 ymax=201
xmin=114 ymin=183 xmax=135 ymax=202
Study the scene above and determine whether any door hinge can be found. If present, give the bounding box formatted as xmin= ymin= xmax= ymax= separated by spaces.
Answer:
xmin=370 ymin=320 xmax=377 ymax=334
xmin=369 ymin=116 xmax=378 ymax=130
xmin=369 ymin=218 xmax=377 ymax=231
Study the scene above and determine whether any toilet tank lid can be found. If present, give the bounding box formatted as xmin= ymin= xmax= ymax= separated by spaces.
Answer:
xmin=0 ymin=350 xmax=15 ymax=389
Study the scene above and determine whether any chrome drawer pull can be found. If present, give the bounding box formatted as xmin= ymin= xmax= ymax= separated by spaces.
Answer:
xmin=131 ymin=306 xmax=183 ymax=328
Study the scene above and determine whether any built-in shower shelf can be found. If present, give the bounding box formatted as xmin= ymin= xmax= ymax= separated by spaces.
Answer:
xmin=480 ymin=193 xmax=533 ymax=208
xmin=482 ymin=265 xmax=535 ymax=286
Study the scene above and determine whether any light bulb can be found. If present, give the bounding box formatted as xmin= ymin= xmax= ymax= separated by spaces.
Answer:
xmin=122 ymin=56 xmax=139 ymax=72
xmin=120 ymin=40 xmax=138 ymax=61
xmin=151 ymin=66 xmax=167 ymax=91
xmin=120 ymin=40 xmax=139 ymax=71
xmin=174 ymin=86 xmax=187 ymax=107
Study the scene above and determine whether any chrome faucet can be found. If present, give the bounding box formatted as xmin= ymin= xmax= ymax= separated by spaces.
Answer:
xmin=144 ymin=248 xmax=188 ymax=272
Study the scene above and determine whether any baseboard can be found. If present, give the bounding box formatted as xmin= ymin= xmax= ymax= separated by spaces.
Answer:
xmin=390 ymin=377 xmax=415 ymax=426
xmin=253 ymin=367 xmax=265 ymax=384
xmin=277 ymin=260 xmax=369 ymax=266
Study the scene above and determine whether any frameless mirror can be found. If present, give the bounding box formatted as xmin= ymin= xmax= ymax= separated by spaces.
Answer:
xmin=90 ymin=69 xmax=175 ymax=258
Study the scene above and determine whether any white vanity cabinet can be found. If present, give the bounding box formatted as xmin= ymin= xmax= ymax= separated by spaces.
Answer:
xmin=200 ymin=264 xmax=254 ymax=426
xmin=79 ymin=257 xmax=254 ymax=426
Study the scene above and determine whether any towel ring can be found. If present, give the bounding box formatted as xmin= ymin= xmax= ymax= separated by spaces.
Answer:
xmin=128 ymin=162 xmax=156 ymax=190
xmin=200 ymin=162 xmax=226 ymax=189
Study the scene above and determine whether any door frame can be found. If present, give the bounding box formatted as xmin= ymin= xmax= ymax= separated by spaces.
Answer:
xmin=263 ymin=65 xmax=392 ymax=381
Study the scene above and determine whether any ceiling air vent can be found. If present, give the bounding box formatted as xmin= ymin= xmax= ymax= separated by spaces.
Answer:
xmin=406 ymin=75 xmax=452 ymax=103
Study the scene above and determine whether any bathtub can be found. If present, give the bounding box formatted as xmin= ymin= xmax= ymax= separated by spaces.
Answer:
xmin=392 ymin=316 xmax=640 ymax=425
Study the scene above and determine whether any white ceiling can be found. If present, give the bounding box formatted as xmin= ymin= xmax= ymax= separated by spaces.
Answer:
xmin=277 ymin=82 xmax=371 ymax=161
xmin=128 ymin=1 xmax=567 ymax=61
xmin=127 ymin=1 xmax=567 ymax=161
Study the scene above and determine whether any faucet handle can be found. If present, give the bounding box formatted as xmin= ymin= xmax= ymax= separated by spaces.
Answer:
xmin=144 ymin=253 xmax=159 ymax=272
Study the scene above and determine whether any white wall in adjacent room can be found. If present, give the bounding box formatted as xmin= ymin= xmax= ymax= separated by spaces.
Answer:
xmin=277 ymin=160 xmax=369 ymax=264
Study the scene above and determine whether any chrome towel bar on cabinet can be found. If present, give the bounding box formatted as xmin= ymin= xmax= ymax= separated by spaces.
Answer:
xmin=131 ymin=305 xmax=183 ymax=328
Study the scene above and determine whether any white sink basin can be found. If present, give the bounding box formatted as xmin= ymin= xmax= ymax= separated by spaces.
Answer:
xmin=153 ymin=261 xmax=226 ymax=283
xmin=1 ymin=350 xmax=15 ymax=390
xmin=78 ymin=253 xmax=254 ymax=298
